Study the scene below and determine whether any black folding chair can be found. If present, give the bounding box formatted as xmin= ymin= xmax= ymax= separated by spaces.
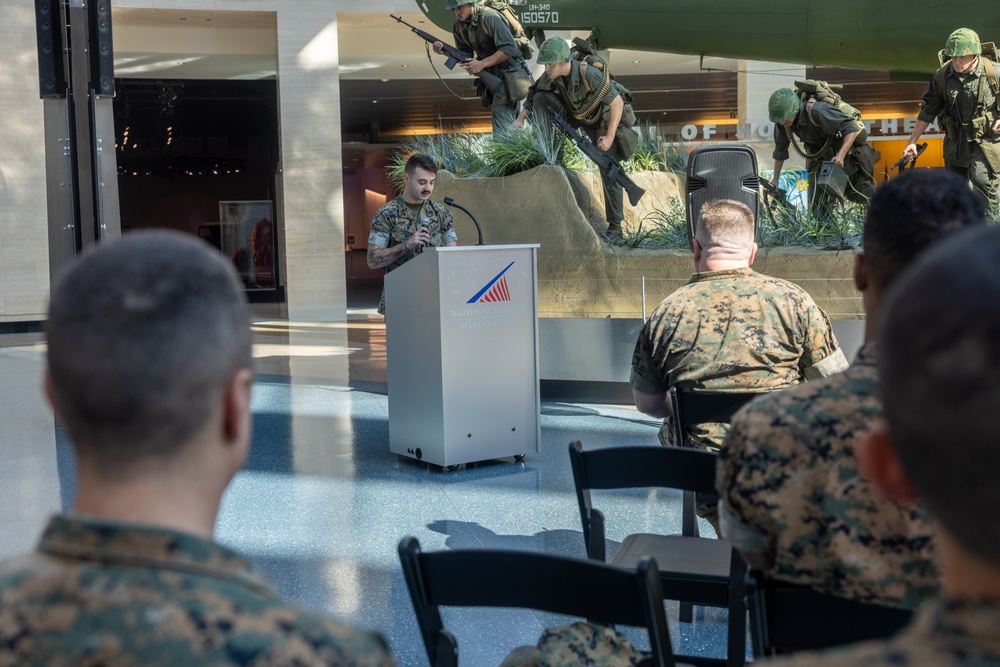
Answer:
xmin=398 ymin=536 xmax=684 ymax=667
xmin=746 ymin=569 xmax=913 ymax=656
xmin=569 ymin=441 xmax=747 ymax=667
xmin=668 ymin=387 xmax=762 ymax=539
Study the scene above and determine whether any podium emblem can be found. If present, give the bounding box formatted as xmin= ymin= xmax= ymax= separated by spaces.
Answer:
xmin=467 ymin=261 xmax=515 ymax=304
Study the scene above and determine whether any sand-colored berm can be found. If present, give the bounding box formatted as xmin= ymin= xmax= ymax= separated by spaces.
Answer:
xmin=432 ymin=166 xmax=861 ymax=319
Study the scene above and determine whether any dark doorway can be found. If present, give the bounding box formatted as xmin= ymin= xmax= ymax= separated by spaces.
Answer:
xmin=113 ymin=78 xmax=282 ymax=299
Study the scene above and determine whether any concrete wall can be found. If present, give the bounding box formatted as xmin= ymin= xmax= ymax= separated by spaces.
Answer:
xmin=433 ymin=166 xmax=861 ymax=319
xmin=0 ymin=2 xmax=51 ymax=323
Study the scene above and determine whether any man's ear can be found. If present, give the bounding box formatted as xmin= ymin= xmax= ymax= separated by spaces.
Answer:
xmin=854 ymin=252 xmax=869 ymax=292
xmin=858 ymin=424 xmax=920 ymax=504
xmin=692 ymin=237 xmax=703 ymax=263
xmin=43 ymin=371 xmax=63 ymax=421
xmin=748 ymin=241 xmax=758 ymax=266
xmin=222 ymin=368 xmax=254 ymax=454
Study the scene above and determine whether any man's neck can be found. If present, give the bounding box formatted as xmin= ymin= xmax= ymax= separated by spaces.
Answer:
xmin=939 ymin=529 xmax=1000 ymax=600
xmin=72 ymin=469 xmax=221 ymax=540
xmin=402 ymin=195 xmax=425 ymax=206
xmin=697 ymin=258 xmax=750 ymax=273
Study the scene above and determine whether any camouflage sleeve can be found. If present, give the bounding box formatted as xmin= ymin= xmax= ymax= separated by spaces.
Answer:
xmin=795 ymin=297 xmax=849 ymax=379
xmin=716 ymin=404 xmax=776 ymax=556
xmin=440 ymin=207 xmax=458 ymax=245
xmin=368 ymin=205 xmax=393 ymax=249
xmin=629 ymin=321 xmax=668 ymax=395
xmin=772 ymin=124 xmax=790 ymax=161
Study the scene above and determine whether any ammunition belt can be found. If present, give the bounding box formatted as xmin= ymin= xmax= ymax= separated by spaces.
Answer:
xmin=784 ymin=125 xmax=834 ymax=160
xmin=555 ymin=66 xmax=611 ymax=126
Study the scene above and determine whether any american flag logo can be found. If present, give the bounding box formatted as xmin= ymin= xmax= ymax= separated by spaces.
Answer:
xmin=467 ymin=261 xmax=514 ymax=304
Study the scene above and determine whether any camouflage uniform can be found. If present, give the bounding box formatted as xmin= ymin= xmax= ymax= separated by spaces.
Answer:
xmin=765 ymin=598 xmax=1000 ymax=666
xmin=917 ymin=57 xmax=1000 ymax=215
xmin=630 ymin=267 xmax=847 ymax=450
xmin=630 ymin=267 xmax=847 ymax=527
xmin=0 ymin=515 xmax=395 ymax=666
xmin=773 ymin=100 xmax=875 ymax=207
xmin=501 ymin=621 xmax=647 ymax=666
xmin=368 ymin=196 xmax=457 ymax=314
xmin=717 ymin=342 xmax=938 ymax=610
xmin=454 ymin=3 xmax=531 ymax=133
xmin=525 ymin=60 xmax=638 ymax=228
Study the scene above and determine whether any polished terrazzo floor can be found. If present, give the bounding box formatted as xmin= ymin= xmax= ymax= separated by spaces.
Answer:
xmin=0 ymin=288 xmax=740 ymax=666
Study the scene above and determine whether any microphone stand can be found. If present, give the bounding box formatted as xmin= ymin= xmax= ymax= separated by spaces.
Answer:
xmin=443 ymin=197 xmax=484 ymax=246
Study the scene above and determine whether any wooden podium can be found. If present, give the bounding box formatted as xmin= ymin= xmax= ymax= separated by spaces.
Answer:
xmin=384 ymin=244 xmax=541 ymax=468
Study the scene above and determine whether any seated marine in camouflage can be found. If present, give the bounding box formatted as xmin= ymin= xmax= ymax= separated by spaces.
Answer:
xmin=718 ymin=170 xmax=985 ymax=611
xmin=769 ymin=85 xmax=877 ymax=211
xmin=0 ymin=231 xmax=395 ymax=666
xmin=516 ymin=37 xmax=639 ymax=241
xmin=630 ymin=198 xmax=848 ymax=532
xmin=769 ymin=210 xmax=1000 ymax=667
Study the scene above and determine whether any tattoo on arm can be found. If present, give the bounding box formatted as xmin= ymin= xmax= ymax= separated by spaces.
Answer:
xmin=367 ymin=242 xmax=410 ymax=269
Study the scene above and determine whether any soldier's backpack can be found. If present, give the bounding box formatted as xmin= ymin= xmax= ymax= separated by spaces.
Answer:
xmin=794 ymin=79 xmax=862 ymax=128
xmin=479 ymin=0 xmax=534 ymax=61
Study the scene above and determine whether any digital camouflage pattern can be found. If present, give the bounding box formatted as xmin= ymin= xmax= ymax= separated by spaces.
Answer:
xmin=717 ymin=343 xmax=939 ymax=610
xmin=767 ymin=598 xmax=1000 ymax=666
xmin=0 ymin=515 xmax=395 ymax=667
xmin=500 ymin=621 xmax=648 ymax=667
xmin=630 ymin=267 xmax=848 ymax=450
xmin=369 ymin=196 xmax=457 ymax=314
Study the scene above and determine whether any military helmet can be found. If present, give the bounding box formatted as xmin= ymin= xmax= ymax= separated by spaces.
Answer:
xmin=944 ymin=28 xmax=982 ymax=57
xmin=768 ymin=88 xmax=800 ymax=124
xmin=536 ymin=37 xmax=571 ymax=64
xmin=445 ymin=0 xmax=474 ymax=9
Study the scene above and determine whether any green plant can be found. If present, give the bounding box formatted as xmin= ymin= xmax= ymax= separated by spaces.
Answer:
xmin=758 ymin=198 xmax=865 ymax=250
xmin=617 ymin=197 xmax=689 ymax=248
xmin=481 ymin=127 xmax=546 ymax=177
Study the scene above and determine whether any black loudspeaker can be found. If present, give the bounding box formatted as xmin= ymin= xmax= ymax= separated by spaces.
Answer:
xmin=34 ymin=0 xmax=66 ymax=98
xmin=88 ymin=0 xmax=114 ymax=96
xmin=685 ymin=146 xmax=760 ymax=249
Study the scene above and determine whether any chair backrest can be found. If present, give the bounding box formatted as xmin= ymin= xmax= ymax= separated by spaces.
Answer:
xmin=398 ymin=536 xmax=678 ymax=667
xmin=746 ymin=569 xmax=913 ymax=656
xmin=568 ymin=441 xmax=720 ymax=556
xmin=669 ymin=387 xmax=762 ymax=448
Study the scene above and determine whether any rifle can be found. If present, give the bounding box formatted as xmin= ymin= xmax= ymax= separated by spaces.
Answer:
xmin=759 ymin=176 xmax=793 ymax=210
xmin=546 ymin=108 xmax=646 ymax=207
xmin=891 ymin=142 xmax=928 ymax=171
xmin=390 ymin=14 xmax=502 ymax=93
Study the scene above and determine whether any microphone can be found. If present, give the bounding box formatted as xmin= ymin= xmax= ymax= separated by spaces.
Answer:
xmin=416 ymin=217 xmax=430 ymax=254
xmin=443 ymin=197 xmax=484 ymax=246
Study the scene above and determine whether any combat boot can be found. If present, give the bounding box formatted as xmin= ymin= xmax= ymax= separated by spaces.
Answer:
xmin=602 ymin=221 xmax=623 ymax=242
